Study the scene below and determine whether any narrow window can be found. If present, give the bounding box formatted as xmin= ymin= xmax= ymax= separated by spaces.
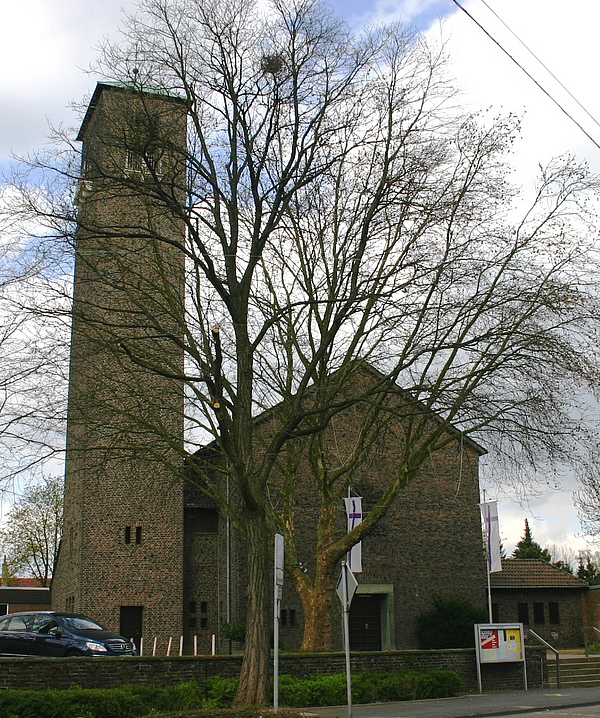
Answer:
xmin=517 ymin=603 xmax=529 ymax=625
xmin=281 ymin=610 xmax=287 ymax=626
xmin=125 ymin=526 xmax=131 ymax=544
xmin=199 ymin=601 xmax=208 ymax=629
xmin=549 ymin=602 xmax=560 ymax=624
xmin=533 ymin=602 xmax=545 ymax=625
xmin=289 ymin=609 xmax=296 ymax=627
xmin=189 ymin=601 xmax=197 ymax=629
xmin=135 ymin=526 xmax=142 ymax=544
xmin=491 ymin=603 xmax=500 ymax=623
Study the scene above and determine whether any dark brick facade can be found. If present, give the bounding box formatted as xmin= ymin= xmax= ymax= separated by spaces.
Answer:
xmin=188 ymin=393 xmax=489 ymax=653
xmin=492 ymin=588 xmax=587 ymax=649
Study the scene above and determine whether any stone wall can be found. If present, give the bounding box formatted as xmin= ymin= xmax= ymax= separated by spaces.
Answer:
xmin=0 ymin=648 xmax=545 ymax=694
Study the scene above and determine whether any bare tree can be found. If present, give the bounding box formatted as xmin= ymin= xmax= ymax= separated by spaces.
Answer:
xmin=0 ymin=202 xmax=70 ymax=483
xmin=0 ymin=475 xmax=63 ymax=587
xmin=6 ymin=0 xmax=600 ymax=703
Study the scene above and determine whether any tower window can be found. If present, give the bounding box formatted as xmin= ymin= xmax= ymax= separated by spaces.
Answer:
xmin=189 ymin=601 xmax=197 ymax=629
xmin=135 ymin=526 xmax=142 ymax=544
xmin=185 ymin=508 xmax=219 ymax=534
xmin=199 ymin=601 xmax=208 ymax=629
xmin=125 ymin=526 xmax=131 ymax=544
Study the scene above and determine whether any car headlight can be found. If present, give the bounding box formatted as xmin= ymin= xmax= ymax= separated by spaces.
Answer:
xmin=85 ymin=641 xmax=108 ymax=653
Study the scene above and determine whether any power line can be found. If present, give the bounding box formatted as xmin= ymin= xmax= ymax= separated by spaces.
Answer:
xmin=478 ymin=0 xmax=600 ymax=133
xmin=450 ymin=0 xmax=600 ymax=153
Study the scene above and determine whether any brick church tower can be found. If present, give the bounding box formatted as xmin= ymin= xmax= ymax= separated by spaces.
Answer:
xmin=52 ymin=82 xmax=188 ymax=647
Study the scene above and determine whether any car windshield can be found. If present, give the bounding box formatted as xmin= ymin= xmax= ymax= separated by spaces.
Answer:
xmin=60 ymin=616 xmax=106 ymax=631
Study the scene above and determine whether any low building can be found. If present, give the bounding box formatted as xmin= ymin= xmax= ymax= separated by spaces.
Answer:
xmin=0 ymin=579 xmax=51 ymax=616
xmin=491 ymin=558 xmax=588 ymax=648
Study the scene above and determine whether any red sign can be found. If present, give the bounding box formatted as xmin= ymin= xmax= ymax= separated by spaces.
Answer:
xmin=480 ymin=629 xmax=499 ymax=650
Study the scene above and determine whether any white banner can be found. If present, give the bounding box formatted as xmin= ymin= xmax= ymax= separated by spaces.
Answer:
xmin=480 ymin=501 xmax=502 ymax=573
xmin=344 ymin=496 xmax=363 ymax=573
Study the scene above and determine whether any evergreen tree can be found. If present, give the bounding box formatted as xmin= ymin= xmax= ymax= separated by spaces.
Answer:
xmin=512 ymin=519 xmax=552 ymax=561
xmin=552 ymin=560 xmax=574 ymax=574
xmin=577 ymin=552 xmax=599 ymax=584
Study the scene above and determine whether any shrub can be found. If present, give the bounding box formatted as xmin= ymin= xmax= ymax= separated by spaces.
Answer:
xmin=417 ymin=597 xmax=488 ymax=649
xmin=277 ymin=669 xmax=461 ymax=707
xmin=352 ymin=669 xmax=461 ymax=703
xmin=0 ymin=683 xmax=204 ymax=718
xmin=0 ymin=669 xmax=461 ymax=716
xmin=204 ymin=677 xmax=239 ymax=708
xmin=220 ymin=621 xmax=246 ymax=642
xmin=278 ymin=673 xmax=347 ymax=706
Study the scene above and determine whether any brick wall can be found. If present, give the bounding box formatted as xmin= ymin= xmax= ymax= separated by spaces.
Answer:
xmin=0 ymin=648 xmax=545 ymax=693
xmin=493 ymin=588 xmax=586 ymax=648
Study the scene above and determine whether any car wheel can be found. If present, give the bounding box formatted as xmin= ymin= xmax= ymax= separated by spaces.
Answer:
xmin=64 ymin=649 xmax=84 ymax=657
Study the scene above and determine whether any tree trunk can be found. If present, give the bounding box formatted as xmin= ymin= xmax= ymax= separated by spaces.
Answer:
xmin=297 ymin=575 xmax=336 ymax=651
xmin=234 ymin=510 xmax=272 ymax=706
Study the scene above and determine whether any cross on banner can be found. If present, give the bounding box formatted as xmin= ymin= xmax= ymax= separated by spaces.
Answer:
xmin=480 ymin=501 xmax=502 ymax=573
xmin=344 ymin=497 xmax=363 ymax=573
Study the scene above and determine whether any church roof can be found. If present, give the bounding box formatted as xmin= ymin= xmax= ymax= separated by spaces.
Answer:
xmin=490 ymin=559 xmax=588 ymax=589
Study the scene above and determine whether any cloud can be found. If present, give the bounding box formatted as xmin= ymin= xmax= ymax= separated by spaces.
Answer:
xmin=0 ymin=0 xmax=138 ymax=159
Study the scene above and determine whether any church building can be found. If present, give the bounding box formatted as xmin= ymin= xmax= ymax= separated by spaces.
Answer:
xmin=52 ymin=82 xmax=488 ymax=654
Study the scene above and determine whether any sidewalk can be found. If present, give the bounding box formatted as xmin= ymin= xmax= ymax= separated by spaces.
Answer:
xmin=304 ymin=686 xmax=600 ymax=718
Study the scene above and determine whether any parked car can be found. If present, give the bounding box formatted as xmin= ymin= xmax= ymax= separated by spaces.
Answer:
xmin=0 ymin=611 xmax=136 ymax=657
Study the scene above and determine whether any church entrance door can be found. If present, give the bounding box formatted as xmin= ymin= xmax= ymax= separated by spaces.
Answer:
xmin=349 ymin=594 xmax=382 ymax=651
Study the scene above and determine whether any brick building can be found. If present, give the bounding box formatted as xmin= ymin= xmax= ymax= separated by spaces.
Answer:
xmin=53 ymin=82 xmax=489 ymax=654
xmin=52 ymin=82 xmax=188 ymax=648
xmin=491 ymin=559 xmax=589 ymax=648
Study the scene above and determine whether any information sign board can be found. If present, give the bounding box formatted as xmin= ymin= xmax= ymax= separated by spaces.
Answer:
xmin=476 ymin=623 xmax=524 ymax=663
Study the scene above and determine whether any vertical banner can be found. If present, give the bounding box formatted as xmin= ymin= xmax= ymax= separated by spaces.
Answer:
xmin=344 ymin=497 xmax=363 ymax=573
xmin=480 ymin=501 xmax=502 ymax=573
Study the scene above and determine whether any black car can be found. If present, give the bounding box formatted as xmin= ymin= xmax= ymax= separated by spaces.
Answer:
xmin=0 ymin=611 xmax=136 ymax=657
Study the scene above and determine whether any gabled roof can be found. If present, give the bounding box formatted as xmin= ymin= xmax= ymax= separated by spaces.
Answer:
xmin=491 ymin=559 xmax=588 ymax=589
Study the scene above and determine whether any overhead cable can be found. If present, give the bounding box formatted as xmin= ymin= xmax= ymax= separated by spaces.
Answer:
xmin=450 ymin=0 xmax=600 ymax=153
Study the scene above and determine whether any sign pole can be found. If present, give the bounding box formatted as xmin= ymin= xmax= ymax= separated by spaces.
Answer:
xmin=341 ymin=561 xmax=353 ymax=718
xmin=274 ymin=533 xmax=284 ymax=712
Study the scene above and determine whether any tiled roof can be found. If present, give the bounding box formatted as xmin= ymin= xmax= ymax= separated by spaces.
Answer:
xmin=490 ymin=559 xmax=588 ymax=589
xmin=0 ymin=578 xmax=49 ymax=588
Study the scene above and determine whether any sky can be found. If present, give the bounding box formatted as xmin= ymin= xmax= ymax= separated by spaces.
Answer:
xmin=2 ymin=0 xmax=600 ymax=560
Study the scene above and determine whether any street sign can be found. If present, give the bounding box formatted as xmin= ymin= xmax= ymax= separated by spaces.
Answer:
xmin=274 ymin=533 xmax=284 ymax=587
xmin=336 ymin=562 xmax=358 ymax=609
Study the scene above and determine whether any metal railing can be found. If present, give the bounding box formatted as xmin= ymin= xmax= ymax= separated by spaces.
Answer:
xmin=583 ymin=626 xmax=600 ymax=657
xmin=528 ymin=629 xmax=560 ymax=688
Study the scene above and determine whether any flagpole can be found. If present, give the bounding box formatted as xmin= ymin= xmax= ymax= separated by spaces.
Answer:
xmin=486 ymin=545 xmax=493 ymax=623
xmin=480 ymin=491 xmax=495 ymax=622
